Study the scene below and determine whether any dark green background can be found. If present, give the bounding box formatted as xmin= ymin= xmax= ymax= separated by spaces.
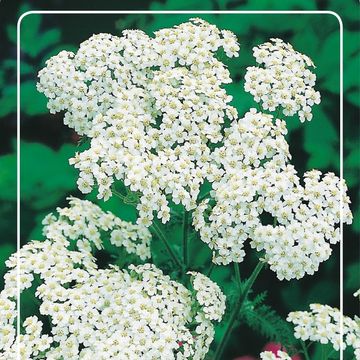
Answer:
xmin=0 ymin=0 xmax=359 ymax=359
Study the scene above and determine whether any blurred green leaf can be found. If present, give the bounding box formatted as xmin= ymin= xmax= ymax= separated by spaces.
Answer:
xmin=304 ymin=108 xmax=339 ymax=169
xmin=20 ymin=14 xmax=42 ymax=57
xmin=0 ymin=244 xmax=15 ymax=278
xmin=20 ymin=14 xmax=61 ymax=58
xmin=0 ymin=154 xmax=16 ymax=201
xmin=352 ymin=209 xmax=360 ymax=233
xmin=345 ymin=262 xmax=360 ymax=291
xmin=317 ymin=31 xmax=340 ymax=93
xmin=21 ymin=81 xmax=48 ymax=115
xmin=0 ymin=85 xmax=16 ymax=117
xmin=6 ymin=25 xmax=17 ymax=45
xmin=20 ymin=142 xmax=78 ymax=209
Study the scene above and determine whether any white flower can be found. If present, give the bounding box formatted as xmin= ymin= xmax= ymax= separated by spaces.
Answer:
xmin=43 ymin=196 xmax=152 ymax=260
xmin=37 ymin=19 xmax=240 ymax=226
xmin=245 ymin=38 xmax=320 ymax=122
xmin=287 ymin=304 xmax=360 ymax=357
xmin=193 ymin=109 xmax=352 ymax=280
xmin=0 ymin=207 xmax=225 ymax=360
xmin=188 ymin=272 xmax=226 ymax=321
xmin=260 ymin=350 xmax=292 ymax=360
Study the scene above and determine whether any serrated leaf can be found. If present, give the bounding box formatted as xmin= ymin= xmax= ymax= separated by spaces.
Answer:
xmin=241 ymin=303 xmax=297 ymax=347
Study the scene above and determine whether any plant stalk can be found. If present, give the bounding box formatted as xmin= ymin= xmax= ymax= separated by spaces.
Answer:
xmin=151 ymin=220 xmax=183 ymax=271
xmin=234 ymin=262 xmax=241 ymax=283
xmin=213 ymin=260 xmax=265 ymax=360
xmin=182 ymin=210 xmax=189 ymax=269
xmin=300 ymin=340 xmax=311 ymax=360
xmin=207 ymin=262 xmax=215 ymax=277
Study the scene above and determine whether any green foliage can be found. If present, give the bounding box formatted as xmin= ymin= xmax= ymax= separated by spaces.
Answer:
xmin=240 ymin=295 xmax=298 ymax=349
xmin=20 ymin=141 xmax=77 ymax=209
xmin=0 ymin=5 xmax=68 ymax=117
xmin=345 ymin=262 xmax=360 ymax=292
xmin=0 ymin=244 xmax=15 ymax=287
xmin=0 ymin=153 xmax=16 ymax=201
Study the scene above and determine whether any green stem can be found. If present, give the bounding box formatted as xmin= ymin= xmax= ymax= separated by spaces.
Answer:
xmin=213 ymin=260 xmax=265 ymax=360
xmin=300 ymin=340 xmax=311 ymax=360
xmin=182 ymin=210 xmax=189 ymax=269
xmin=207 ymin=262 xmax=215 ymax=277
xmin=234 ymin=262 xmax=241 ymax=283
xmin=151 ymin=220 xmax=183 ymax=271
xmin=112 ymin=188 xmax=126 ymax=201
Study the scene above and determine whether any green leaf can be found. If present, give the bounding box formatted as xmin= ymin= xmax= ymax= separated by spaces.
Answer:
xmin=0 ymin=153 xmax=16 ymax=201
xmin=6 ymin=25 xmax=17 ymax=44
xmin=303 ymin=107 xmax=339 ymax=170
xmin=20 ymin=142 xmax=78 ymax=210
xmin=317 ymin=31 xmax=340 ymax=93
xmin=20 ymin=81 xmax=48 ymax=115
xmin=353 ymin=208 xmax=360 ymax=233
xmin=346 ymin=88 xmax=360 ymax=107
xmin=19 ymin=14 xmax=42 ymax=56
xmin=240 ymin=302 xmax=297 ymax=348
xmin=345 ymin=262 xmax=360 ymax=291
xmin=0 ymin=85 xmax=16 ymax=117
xmin=0 ymin=244 xmax=15 ymax=275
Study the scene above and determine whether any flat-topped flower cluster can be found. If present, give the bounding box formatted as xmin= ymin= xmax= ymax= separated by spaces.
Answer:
xmin=37 ymin=19 xmax=352 ymax=282
xmin=287 ymin=303 xmax=360 ymax=357
xmin=42 ymin=196 xmax=152 ymax=260
xmin=193 ymin=109 xmax=352 ymax=280
xmin=0 ymin=199 xmax=226 ymax=360
xmin=244 ymin=38 xmax=321 ymax=122
xmin=29 ymin=18 xmax=356 ymax=360
xmin=38 ymin=18 xmax=239 ymax=227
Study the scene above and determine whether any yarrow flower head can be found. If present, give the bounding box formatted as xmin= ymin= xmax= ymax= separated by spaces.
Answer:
xmin=245 ymin=38 xmax=321 ymax=122
xmin=37 ymin=19 xmax=240 ymax=227
xmin=193 ymin=108 xmax=291 ymax=265
xmin=188 ymin=272 xmax=226 ymax=322
xmin=42 ymin=196 xmax=152 ymax=260
xmin=193 ymin=109 xmax=352 ymax=280
xmin=287 ymin=304 xmax=360 ymax=358
xmin=0 ymin=201 xmax=226 ymax=360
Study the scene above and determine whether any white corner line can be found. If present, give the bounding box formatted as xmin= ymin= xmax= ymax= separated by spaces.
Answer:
xmin=16 ymin=10 xmax=344 ymax=360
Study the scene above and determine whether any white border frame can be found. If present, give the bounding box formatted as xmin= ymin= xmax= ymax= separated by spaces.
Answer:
xmin=16 ymin=10 xmax=343 ymax=359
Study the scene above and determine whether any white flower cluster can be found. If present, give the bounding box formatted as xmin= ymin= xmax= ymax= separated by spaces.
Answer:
xmin=193 ymin=109 xmax=352 ymax=280
xmin=193 ymin=108 xmax=290 ymax=265
xmin=252 ymin=170 xmax=352 ymax=280
xmin=42 ymin=196 xmax=152 ymax=260
xmin=37 ymin=19 xmax=352 ymax=281
xmin=0 ymin=310 xmax=52 ymax=360
xmin=260 ymin=350 xmax=291 ymax=360
xmin=37 ymin=18 xmax=240 ymax=226
xmin=245 ymin=38 xmax=321 ymax=122
xmin=0 ymin=209 xmax=226 ymax=359
xmin=188 ymin=272 xmax=226 ymax=321
xmin=287 ymin=304 xmax=360 ymax=358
